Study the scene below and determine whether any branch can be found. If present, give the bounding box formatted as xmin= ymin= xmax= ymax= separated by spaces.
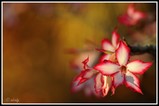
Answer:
xmin=128 ymin=44 xmax=156 ymax=57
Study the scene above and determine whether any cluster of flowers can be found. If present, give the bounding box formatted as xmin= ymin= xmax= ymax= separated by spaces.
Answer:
xmin=72 ymin=29 xmax=152 ymax=97
xmin=71 ymin=4 xmax=152 ymax=97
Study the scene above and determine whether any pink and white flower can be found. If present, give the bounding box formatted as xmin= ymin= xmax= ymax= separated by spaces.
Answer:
xmin=98 ymin=29 xmax=120 ymax=54
xmin=73 ymin=57 xmax=97 ymax=86
xmin=69 ymin=44 xmax=102 ymax=96
xmin=118 ymin=4 xmax=147 ymax=26
xmin=72 ymin=57 xmax=99 ymax=96
xmin=71 ymin=26 xmax=153 ymax=97
xmin=94 ymin=41 xmax=152 ymax=94
xmin=97 ymin=29 xmax=120 ymax=64
xmin=72 ymin=56 xmax=114 ymax=97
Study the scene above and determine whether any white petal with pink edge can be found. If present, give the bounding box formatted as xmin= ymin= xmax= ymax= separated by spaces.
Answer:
xmin=112 ymin=30 xmax=120 ymax=47
xmin=127 ymin=60 xmax=152 ymax=75
xmin=113 ymin=72 xmax=124 ymax=87
xmin=94 ymin=73 xmax=103 ymax=93
xmin=116 ymin=41 xmax=130 ymax=66
xmin=125 ymin=71 xmax=143 ymax=94
xmin=102 ymin=39 xmax=115 ymax=52
xmin=83 ymin=69 xmax=97 ymax=79
xmin=94 ymin=61 xmax=120 ymax=76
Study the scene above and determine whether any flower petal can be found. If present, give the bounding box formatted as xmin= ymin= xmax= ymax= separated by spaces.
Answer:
xmin=118 ymin=14 xmax=132 ymax=26
xmin=83 ymin=69 xmax=97 ymax=79
xmin=82 ymin=57 xmax=89 ymax=69
xmin=128 ymin=4 xmax=146 ymax=21
xmin=73 ymin=70 xmax=84 ymax=82
xmin=127 ymin=4 xmax=135 ymax=16
xmin=71 ymin=77 xmax=95 ymax=96
xmin=113 ymin=72 xmax=124 ymax=87
xmin=112 ymin=29 xmax=120 ymax=48
xmin=102 ymin=39 xmax=115 ymax=52
xmin=94 ymin=73 xmax=112 ymax=97
xmin=111 ymin=86 xmax=116 ymax=95
xmin=127 ymin=4 xmax=146 ymax=25
xmin=125 ymin=71 xmax=143 ymax=94
xmin=127 ymin=60 xmax=152 ymax=75
xmin=99 ymin=54 xmax=111 ymax=62
xmin=71 ymin=80 xmax=84 ymax=93
xmin=74 ymin=69 xmax=96 ymax=86
xmin=116 ymin=41 xmax=130 ymax=66
xmin=94 ymin=73 xmax=103 ymax=94
xmin=132 ymin=11 xmax=146 ymax=21
xmin=73 ymin=73 xmax=87 ymax=86
xmin=101 ymin=76 xmax=112 ymax=96
xmin=94 ymin=60 xmax=120 ymax=76
xmin=83 ymin=78 xmax=95 ymax=96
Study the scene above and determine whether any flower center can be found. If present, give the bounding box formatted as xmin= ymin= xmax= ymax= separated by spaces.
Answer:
xmin=121 ymin=66 xmax=127 ymax=75
xmin=109 ymin=53 xmax=117 ymax=63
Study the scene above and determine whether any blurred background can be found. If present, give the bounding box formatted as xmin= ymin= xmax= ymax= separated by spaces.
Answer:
xmin=3 ymin=2 xmax=156 ymax=103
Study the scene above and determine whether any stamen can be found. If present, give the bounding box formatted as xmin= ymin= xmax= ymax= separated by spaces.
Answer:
xmin=121 ymin=66 xmax=127 ymax=74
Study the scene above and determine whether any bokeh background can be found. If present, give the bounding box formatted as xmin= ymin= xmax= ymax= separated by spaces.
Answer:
xmin=3 ymin=2 xmax=156 ymax=103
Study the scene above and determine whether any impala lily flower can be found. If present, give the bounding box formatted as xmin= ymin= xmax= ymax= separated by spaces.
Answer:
xmin=72 ymin=56 xmax=114 ymax=97
xmin=98 ymin=29 xmax=120 ymax=54
xmin=73 ymin=57 xmax=97 ymax=86
xmin=71 ymin=57 xmax=97 ymax=96
xmin=97 ymin=29 xmax=120 ymax=63
xmin=118 ymin=4 xmax=147 ymax=26
xmin=69 ymin=44 xmax=102 ymax=96
xmin=94 ymin=41 xmax=152 ymax=94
